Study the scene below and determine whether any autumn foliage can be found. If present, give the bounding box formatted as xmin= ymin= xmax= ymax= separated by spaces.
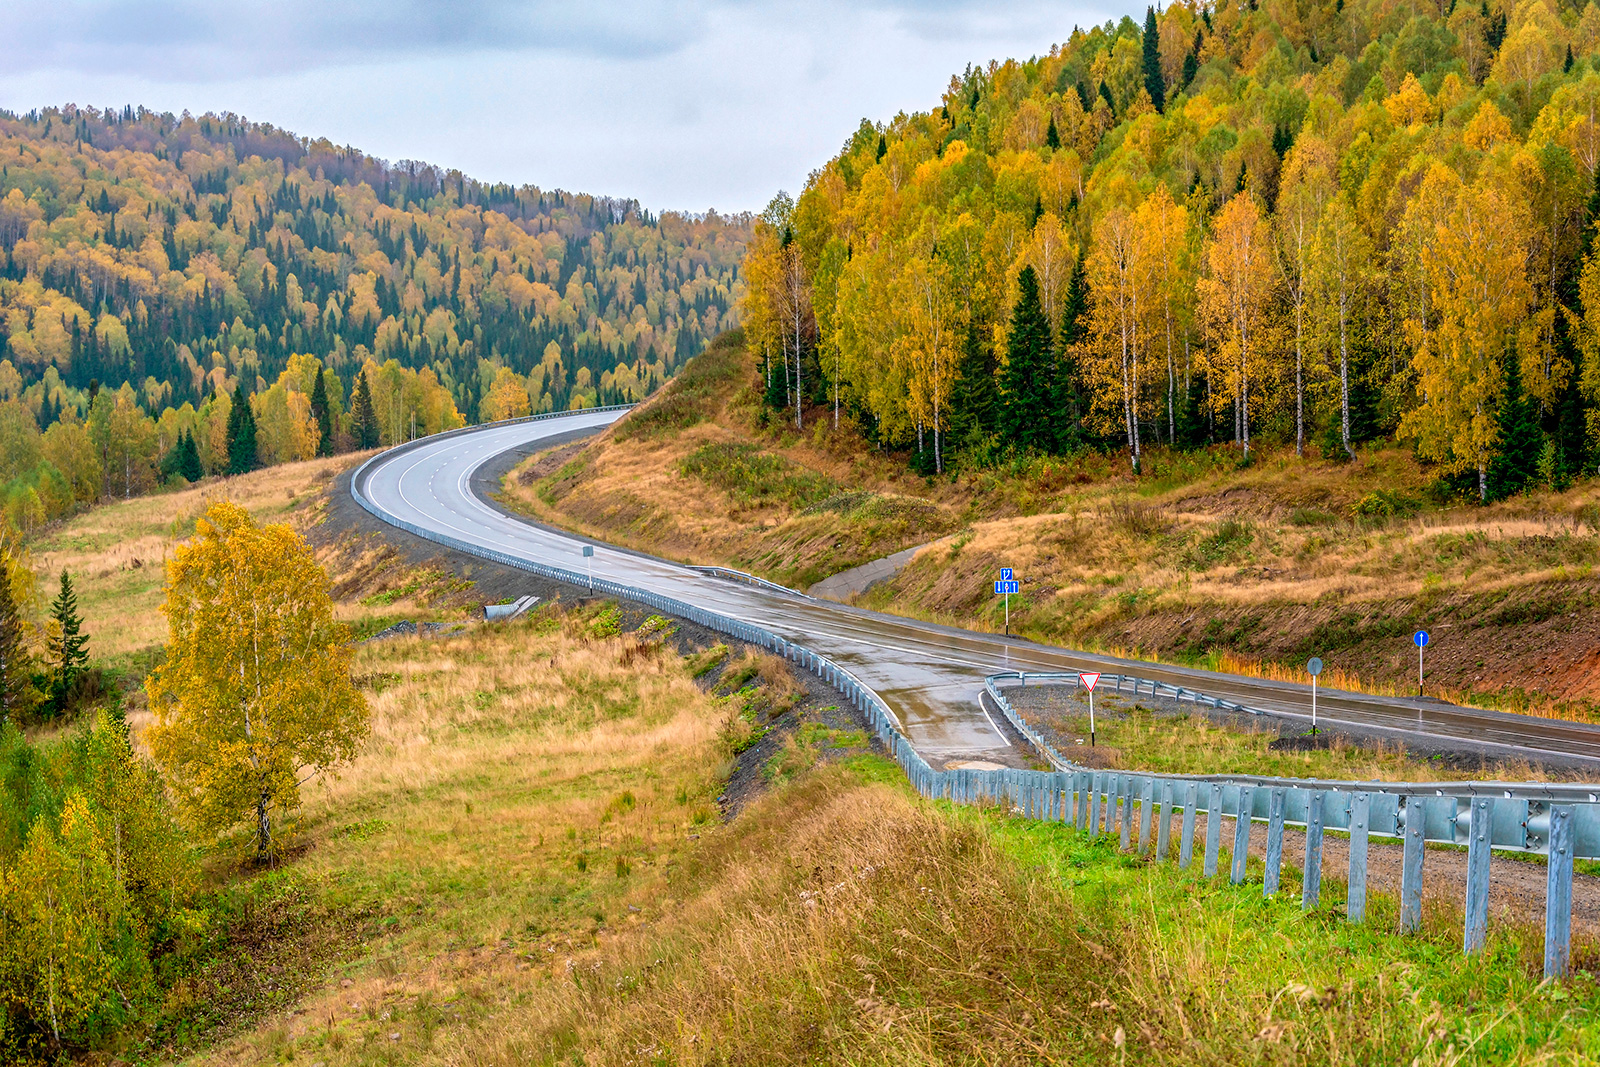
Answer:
xmin=146 ymin=501 xmax=368 ymax=863
xmin=745 ymin=0 xmax=1600 ymax=499
xmin=0 ymin=106 xmax=750 ymax=530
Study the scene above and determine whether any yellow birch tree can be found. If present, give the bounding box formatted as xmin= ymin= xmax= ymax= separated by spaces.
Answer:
xmin=146 ymin=502 xmax=368 ymax=864
xmin=1086 ymin=206 xmax=1144 ymax=470
xmin=1197 ymin=193 xmax=1275 ymax=460
xmin=1401 ymin=173 xmax=1534 ymax=499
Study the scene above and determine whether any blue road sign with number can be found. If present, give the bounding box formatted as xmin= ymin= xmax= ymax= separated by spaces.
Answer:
xmin=994 ymin=580 xmax=1020 ymax=595
xmin=1414 ymin=630 xmax=1429 ymax=648
xmin=1000 ymin=567 xmax=1014 ymax=581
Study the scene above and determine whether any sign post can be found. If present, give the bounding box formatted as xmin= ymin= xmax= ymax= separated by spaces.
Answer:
xmin=1306 ymin=657 xmax=1323 ymax=734
xmin=994 ymin=568 xmax=1019 ymax=636
xmin=583 ymin=544 xmax=595 ymax=593
xmin=1080 ymin=672 xmax=1102 ymax=747
xmin=1413 ymin=630 xmax=1429 ymax=696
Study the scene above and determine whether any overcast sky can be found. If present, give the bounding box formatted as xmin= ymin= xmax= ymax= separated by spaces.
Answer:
xmin=0 ymin=0 xmax=1122 ymax=214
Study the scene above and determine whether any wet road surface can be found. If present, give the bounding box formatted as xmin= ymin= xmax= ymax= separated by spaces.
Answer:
xmin=355 ymin=413 xmax=1600 ymax=771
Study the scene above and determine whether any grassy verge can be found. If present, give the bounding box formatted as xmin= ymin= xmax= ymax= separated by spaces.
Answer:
xmin=163 ymin=612 xmax=1599 ymax=1066
xmin=1020 ymin=691 xmax=1553 ymax=781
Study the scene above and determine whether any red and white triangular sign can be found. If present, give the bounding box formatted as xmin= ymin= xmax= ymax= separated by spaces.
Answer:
xmin=1080 ymin=672 xmax=1101 ymax=691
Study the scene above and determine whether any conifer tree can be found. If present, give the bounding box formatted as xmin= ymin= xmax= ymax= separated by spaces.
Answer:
xmin=1487 ymin=353 xmax=1542 ymax=501
xmin=226 ymin=384 xmax=258 ymax=475
xmin=1143 ymin=7 xmax=1166 ymax=113
xmin=1052 ymin=258 xmax=1090 ymax=452
xmin=179 ymin=429 xmax=204 ymax=482
xmin=1180 ymin=45 xmax=1199 ymax=92
xmin=46 ymin=569 xmax=88 ymax=715
xmin=0 ymin=553 xmax=38 ymax=724
xmin=950 ymin=323 xmax=1000 ymax=449
xmin=352 ymin=369 xmax=381 ymax=449
xmin=309 ymin=369 xmax=333 ymax=456
xmin=1046 ymin=116 xmax=1061 ymax=150
xmin=999 ymin=266 xmax=1055 ymax=453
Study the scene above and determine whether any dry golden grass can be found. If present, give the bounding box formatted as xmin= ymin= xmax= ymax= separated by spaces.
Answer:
xmin=182 ymin=613 xmax=734 ymax=1066
xmin=151 ymin=604 xmax=1597 ymax=1066
xmin=503 ymin=343 xmax=963 ymax=589
xmin=24 ymin=454 xmax=370 ymax=666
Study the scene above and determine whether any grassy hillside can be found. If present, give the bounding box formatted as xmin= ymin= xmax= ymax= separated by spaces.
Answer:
xmin=9 ymin=457 xmax=1599 ymax=1063
xmin=502 ymin=331 xmax=966 ymax=589
xmin=514 ymin=335 xmax=1600 ymax=720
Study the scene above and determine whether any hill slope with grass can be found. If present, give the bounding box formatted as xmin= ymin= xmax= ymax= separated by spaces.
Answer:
xmin=9 ymin=441 xmax=1600 ymax=1062
xmin=509 ymin=333 xmax=1600 ymax=720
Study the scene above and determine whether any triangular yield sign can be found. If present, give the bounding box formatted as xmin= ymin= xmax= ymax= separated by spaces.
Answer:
xmin=1080 ymin=672 xmax=1101 ymax=691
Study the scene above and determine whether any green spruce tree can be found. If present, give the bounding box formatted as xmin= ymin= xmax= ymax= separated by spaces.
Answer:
xmin=310 ymin=369 xmax=334 ymax=456
xmin=950 ymin=323 xmax=1001 ymax=452
xmin=179 ymin=429 xmax=204 ymax=482
xmin=226 ymin=384 xmax=259 ymax=474
xmin=352 ymin=369 xmax=381 ymax=449
xmin=1052 ymin=258 xmax=1091 ymax=452
xmin=1045 ymin=116 xmax=1061 ymax=150
xmin=1143 ymin=7 xmax=1166 ymax=112
xmin=1486 ymin=352 xmax=1543 ymax=501
xmin=46 ymin=569 xmax=88 ymax=715
xmin=1174 ymin=374 xmax=1209 ymax=449
xmin=999 ymin=266 xmax=1055 ymax=454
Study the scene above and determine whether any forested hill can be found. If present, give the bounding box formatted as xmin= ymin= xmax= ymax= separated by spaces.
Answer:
xmin=745 ymin=0 xmax=1600 ymax=498
xmin=0 ymin=104 xmax=748 ymax=527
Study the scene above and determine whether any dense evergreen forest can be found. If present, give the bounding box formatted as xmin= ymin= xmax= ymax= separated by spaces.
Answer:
xmin=745 ymin=0 xmax=1600 ymax=500
xmin=0 ymin=105 xmax=749 ymax=528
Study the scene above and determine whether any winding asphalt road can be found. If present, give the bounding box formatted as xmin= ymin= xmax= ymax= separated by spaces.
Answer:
xmin=354 ymin=410 xmax=1600 ymax=771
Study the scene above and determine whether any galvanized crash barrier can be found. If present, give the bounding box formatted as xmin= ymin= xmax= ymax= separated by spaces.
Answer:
xmin=686 ymin=565 xmax=812 ymax=599
xmin=986 ymin=671 xmax=1597 ymax=979
xmin=352 ymin=419 xmax=1593 ymax=981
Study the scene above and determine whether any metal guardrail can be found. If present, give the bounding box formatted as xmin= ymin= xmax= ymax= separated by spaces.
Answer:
xmin=985 ymin=671 xmax=1595 ymax=978
xmin=686 ymin=565 xmax=812 ymax=599
xmin=351 ymin=411 xmax=1591 ymax=980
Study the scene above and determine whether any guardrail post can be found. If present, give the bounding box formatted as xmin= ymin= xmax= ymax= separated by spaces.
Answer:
xmin=1119 ymin=777 xmax=1132 ymax=852
xmin=1302 ymin=790 xmax=1324 ymax=910
xmin=1348 ymin=792 xmax=1370 ymax=922
xmin=1231 ymin=785 xmax=1254 ymax=884
xmin=1092 ymin=773 xmax=1105 ymax=834
xmin=1546 ymin=804 xmax=1575 ymax=979
xmin=1156 ymin=781 xmax=1173 ymax=862
xmin=1139 ymin=777 xmax=1155 ymax=855
xmin=1180 ymin=782 xmax=1199 ymax=869
xmin=1264 ymin=787 xmax=1286 ymax=897
xmin=1464 ymin=797 xmax=1492 ymax=954
xmin=1204 ymin=784 xmax=1224 ymax=878
xmin=1401 ymin=796 xmax=1426 ymax=934
xmin=1104 ymin=774 xmax=1117 ymax=837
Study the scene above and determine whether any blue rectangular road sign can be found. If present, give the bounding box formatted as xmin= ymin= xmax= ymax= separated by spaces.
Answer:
xmin=1000 ymin=567 xmax=1014 ymax=581
xmin=994 ymin=580 xmax=1020 ymax=594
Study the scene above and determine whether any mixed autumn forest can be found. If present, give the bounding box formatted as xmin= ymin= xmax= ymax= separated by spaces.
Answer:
xmin=0 ymin=106 xmax=749 ymax=529
xmin=744 ymin=0 xmax=1600 ymax=502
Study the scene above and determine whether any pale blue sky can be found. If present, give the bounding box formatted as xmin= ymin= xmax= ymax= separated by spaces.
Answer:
xmin=0 ymin=1 xmax=1117 ymax=212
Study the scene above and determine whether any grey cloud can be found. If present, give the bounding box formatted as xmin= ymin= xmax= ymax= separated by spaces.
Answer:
xmin=4 ymin=0 xmax=707 ymax=79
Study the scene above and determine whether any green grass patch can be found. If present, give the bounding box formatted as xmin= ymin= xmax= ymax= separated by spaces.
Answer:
xmin=680 ymin=442 xmax=837 ymax=509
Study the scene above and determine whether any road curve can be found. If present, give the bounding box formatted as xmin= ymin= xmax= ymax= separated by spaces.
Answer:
xmin=354 ymin=411 xmax=1600 ymax=770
